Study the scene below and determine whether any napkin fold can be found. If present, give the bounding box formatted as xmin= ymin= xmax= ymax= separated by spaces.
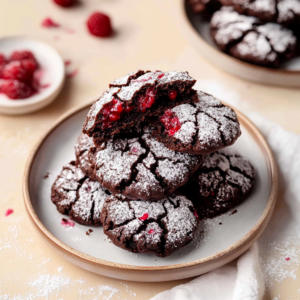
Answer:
xmin=151 ymin=113 xmax=300 ymax=300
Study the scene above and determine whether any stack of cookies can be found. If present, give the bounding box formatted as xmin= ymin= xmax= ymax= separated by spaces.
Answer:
xmin=189 ymin=0 xmax=299 ymax=68
xmin=51 ymin=70 xmax=255 ymax=257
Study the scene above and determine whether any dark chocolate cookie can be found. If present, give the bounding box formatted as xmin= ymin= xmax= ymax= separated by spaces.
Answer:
xmin=80 ymin=127 xmax=202 ymax=201
xmin=100 ymin=194 xmax=199 ymax=257
xmin=152 ymin=90 xmax=241 ymax=155
xmin=179 ymin=150 xmax=255 ymax=218
xmin=83 ymin=70 xmax=197 ymax=145
xmin=188 ymin=0 xmax=221 ymax=14
xmin=219 ymin=0 xmax=300 ymax=25
xmin=75 ymin=133 xmax=97 ymax=181
xmin=51 ymin=161 xmax=111 ymax=226
xmin=211 ymin=7 xmax=297 ymax=67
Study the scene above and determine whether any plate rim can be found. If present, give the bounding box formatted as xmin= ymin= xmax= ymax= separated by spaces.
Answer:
xmin=23 ymin=102 xmax=278 ymax=272
xmin=180 ymin=0 xmax=300 ymax=76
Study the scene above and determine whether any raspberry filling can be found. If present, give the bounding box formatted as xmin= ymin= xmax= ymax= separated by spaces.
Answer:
xmin=160 ymin=109 xmax=181 ymax=137
xmin=101 ymin=98 xmax=124 ymax=129
xmin=168 ymin=90 xmax=177 ymax=100
xmin=139 ymin=213 xmax=148 ymax=221
xmin=137 ymin=86 xmax=156 ymax=113
xmin=193 ymin=211 xmax=199 ymax=218
xmin=148 ymin=229 xmax=155 ymax=234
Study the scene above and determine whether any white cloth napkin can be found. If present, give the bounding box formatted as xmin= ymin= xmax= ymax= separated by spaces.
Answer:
xmin=151 ymin=113 xmax=300 ymax=300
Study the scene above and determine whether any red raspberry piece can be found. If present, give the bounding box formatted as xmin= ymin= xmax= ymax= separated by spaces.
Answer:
xmin=139 ymin=213 xmax=148 ymax=221
xmin=53 ymin=0 xmax=74 ymax=7
xmin=1 ymin=80 xmax=33 ymax=99
xmin=160 ymin=109 xmax=181 ymax=136
xmin=0 ymin=53 xmax=7 ymax=66
xmin=124 ymin=103 xmax=134 ymax=113
xmin=194 ymin=211 xmax=199 ymax=218
xmin=22 ymin=59 xmax=38 ymax=73
xmin=10 ymin=51 xmax=36 ymax=63
xmin=87 ymin=12 xmax=112 ymax=37
xmin=42 ymin=18 xmax=60 ymax=28
xmin=2 ymin=61 xmax=34 ymax=83
xmin=148 ymin=229 xmax=155 ymax=234
xmin=168 ymin=90 xmax=177 ymax=100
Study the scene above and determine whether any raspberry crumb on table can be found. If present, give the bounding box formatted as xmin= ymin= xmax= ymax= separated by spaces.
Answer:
xmin=5 ymin=209 xmax=14 ymax=217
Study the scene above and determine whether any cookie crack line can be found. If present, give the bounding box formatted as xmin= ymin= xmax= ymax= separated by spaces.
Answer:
xmin=119 ymin=136 xmax=150 ymax=192
xmin=200 ymin=109 xmax=227 ymax=147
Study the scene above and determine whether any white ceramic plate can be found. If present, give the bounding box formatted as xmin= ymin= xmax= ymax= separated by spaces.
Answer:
xmin=23 ymin=103 xmax=277 ymax=282
xmin=0 ymin=36 xmax=65 ymax=115
xmin=181 ymin=0 xmax=300 ymax=87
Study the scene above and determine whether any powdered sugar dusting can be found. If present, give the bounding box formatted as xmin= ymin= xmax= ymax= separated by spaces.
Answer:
xmin=101 ymin=194 xmax=198 ymax=256
xmin=211 ymin=6 xmax=297 ymax=66
xmin=92 ymin=127 xmax=201 ymax=200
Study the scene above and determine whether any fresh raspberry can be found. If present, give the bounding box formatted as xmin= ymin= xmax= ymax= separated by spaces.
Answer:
xmin=87 ymin=12 xmax=112 ymax=37
xmin=10 ymin=50 xmax=36 ymax=63
xmin=53 ymin=0 xmax=74 ymax=7
xmin=1 ymin=80 xmax=33 ymax=99
xmin=148 ymin=229 xmax=155 ymax=234
xmin=0 ymin=53 xmax=7 ymax=66
xmin=2 ymin=61 xmax=35 ymax=83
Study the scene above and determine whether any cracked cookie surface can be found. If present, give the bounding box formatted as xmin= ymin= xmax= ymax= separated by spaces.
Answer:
xmin=211 ymin=7 xmax=297 ymax=67
xmin=75 ymin=133 xmax=97 ymax=181
xmin=100 ymin=194 xmax=199 ymax=257
xmin=78 ymin=128 xmax=203 ymax=201
xmin=179 ymin=150 xmax=255 ymax=218
xmin=83 ymin=70 xmax=197 ymax=145
xmin=51 ymin=161 xmax=111 ymax=226
xmin=153 ymin=90 xmax=241 ymax=155
xmin=219 ymin=0 xmax=300 ymax=25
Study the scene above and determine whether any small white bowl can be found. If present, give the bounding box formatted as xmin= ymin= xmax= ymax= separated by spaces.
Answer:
xmin=0 ymin=36 xmax=65 ymax=115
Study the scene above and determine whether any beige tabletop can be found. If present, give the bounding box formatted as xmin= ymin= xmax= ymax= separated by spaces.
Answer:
xmin=0 ymin=0 xmax=300 ymax=299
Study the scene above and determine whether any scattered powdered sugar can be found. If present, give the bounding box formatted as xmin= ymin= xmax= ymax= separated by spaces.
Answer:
xmin=29 ymin=274 xmax=71 ymax=298
xmin=259 ymin=239 xmax=300 ymax=288
xmin=80 ymin=285 xmax=119 ymax=300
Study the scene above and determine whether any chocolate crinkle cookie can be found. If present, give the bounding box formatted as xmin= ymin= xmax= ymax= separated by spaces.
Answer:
xmin=75 ymin=132 xmax=97 ymax=181
xmin=51 ymin=161 xmax=111 ymax=226
xmin=219 ymin=0 xmax=300 ymax=25
xmin=211 ymin=7 xmax=297 ymax=67
xmin=83 ymin=70 xmax=197 ymax=145
xmin=77 ymin=127 xmax=202 ymax=201
xmin=100 ymin=194 xmax=199 ymax=257
xmin=152 ymin=90 xmax=241 ymax=155
xmin=188 ymin=0 xmax=221 ymax=14
xmin=179 ymin=150 xmax=255 ymax=219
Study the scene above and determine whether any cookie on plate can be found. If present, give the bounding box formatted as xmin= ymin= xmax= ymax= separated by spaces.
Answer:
xmin=75 ymin=132 xmax=97 ymax=181
xmin=78 ymin=127 xmax=202 ymax=201
xmin=152 ymin=90 xmax=241 ymax=155
xmin=219 ymin=0 xmax=300 ymax=25
xmin=100 ymin=194 xmax=199 ymax=257
xmin=211 ymin=7 xmax=297 ymax=67
xmin=83 ymin=70 xmax=197 ymax=145
xmin=51 ymin=161 xmax=111 ymax=226
xmin=179 ymin=150 xmax=255 ymax=218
